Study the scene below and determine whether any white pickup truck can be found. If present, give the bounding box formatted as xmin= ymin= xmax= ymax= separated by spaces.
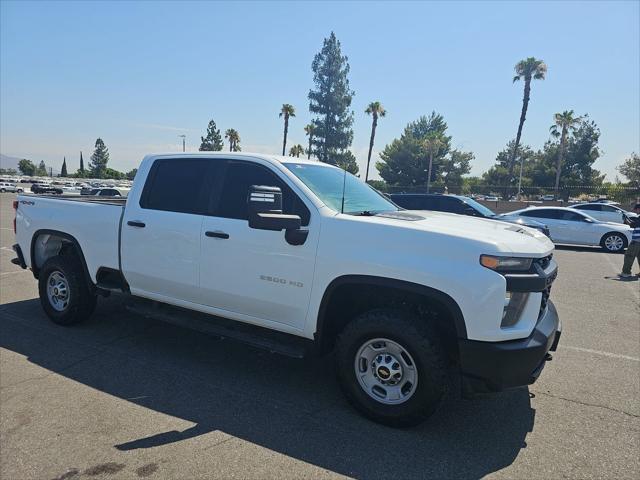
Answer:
xmin=12 ymin=153 xmax=561 ymax=427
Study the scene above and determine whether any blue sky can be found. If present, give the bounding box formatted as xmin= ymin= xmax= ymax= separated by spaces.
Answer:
xmin=1 ymin=0 xmax=638 ymax=181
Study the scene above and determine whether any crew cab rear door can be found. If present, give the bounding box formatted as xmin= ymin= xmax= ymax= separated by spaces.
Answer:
xmin=121 ymin=157 xmax=217 ymax=303
xmin=199 ymin=159 xmax=319 ymax=331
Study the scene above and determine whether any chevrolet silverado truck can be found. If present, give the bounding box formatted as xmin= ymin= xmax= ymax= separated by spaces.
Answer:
xmin=12 ymin=153 xmax=561 ymax=427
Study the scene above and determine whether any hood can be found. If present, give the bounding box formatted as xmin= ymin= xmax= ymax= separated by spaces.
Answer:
xmin=365 ymin=210 xmax=554 ymax=256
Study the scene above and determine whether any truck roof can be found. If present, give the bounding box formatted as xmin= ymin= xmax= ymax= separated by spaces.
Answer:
xmin=143 ymin=152 xmax=335 ymax=168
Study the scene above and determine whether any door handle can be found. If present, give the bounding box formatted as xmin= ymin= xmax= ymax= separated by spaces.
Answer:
xmin=127 ymin=220 xmax=146 ymax=228
xmin=205 ymin=231 xmax=229 ymax=239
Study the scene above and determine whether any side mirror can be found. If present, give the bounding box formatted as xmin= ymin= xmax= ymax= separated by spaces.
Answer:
xmin=247 ymin=185 xmax=302 ymax=231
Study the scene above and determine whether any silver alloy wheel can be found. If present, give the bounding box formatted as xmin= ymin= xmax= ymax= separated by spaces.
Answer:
xmin=47 ymin=271 xmax=70 ymax=312
xmin=604 ymin=234 xmax=625 ymax=252
xmin=354 ymin=338 xmax=418 ymax=405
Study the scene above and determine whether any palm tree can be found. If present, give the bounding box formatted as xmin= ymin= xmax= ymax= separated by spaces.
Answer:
xmin=304 ymin=123 xmax=316 ymax=159
xmin=289 ymin=144 xmax=305 ymax=158
xmin=550 ymin=110 xmax=582 ymax=195
xmin=279 ymin=104 xmax=296 ymax=156
xmin=225 ymin=129 xmax=241 ymax=152
xmin=509 ymin=57 xmax=547 ymax=186
xmin=423 ymin=133 xmax=444 ymax=193
xmin=364 ymin=101 xmax=386 ymax=182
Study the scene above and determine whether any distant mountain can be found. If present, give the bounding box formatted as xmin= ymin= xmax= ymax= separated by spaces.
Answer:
xmin=0 ymin=153 xmax=60 ymax=175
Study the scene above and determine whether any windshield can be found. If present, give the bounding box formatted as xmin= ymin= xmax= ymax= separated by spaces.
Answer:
xmin=462 ymin=197 xmax=496 ymax=217
xmin=285 ymin=163 xmax=398 ymax=214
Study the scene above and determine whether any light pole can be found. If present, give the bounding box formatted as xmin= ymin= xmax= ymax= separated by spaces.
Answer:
xmin=178 ymin=134 xmax=186 ymax=152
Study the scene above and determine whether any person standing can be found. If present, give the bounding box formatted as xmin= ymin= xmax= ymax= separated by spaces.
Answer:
xmin=620 ymin=203 xmax=640 ymax=278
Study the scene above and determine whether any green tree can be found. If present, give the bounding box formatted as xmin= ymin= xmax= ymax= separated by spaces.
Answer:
xmin=617 ymin=153 xmax=640 ymax=188
xmin=484 ymin=141 xmax=535 ymax=191
xmin=18 ymin=159 xmax=36 ymax=176
xmin=199 ymin=119 xmax=224 ymax=151
xmin=440 ymin=149 xmax=473 ymax=187
xmin=333 ymin=150 xmax=359 ymax=174
xmin=126 ymin=168 xmax=138 ymax=180
xmin=377 ymin=112 xmax=451 ymax=186
xmin=279 ymin=104 xmax=296 ymax=155
xmin=36 ymin=160 xmax=48 ymax=176
xmin=225 ymin=129 xmax=241 ymax=152
xmin=289 ymin=144 xmax=305 ymax=158
xmin=89 ymin=138 xmax=109 ymax=178
xmin=508 ymin=57 xmax=547 ymax=181
xmin=79 ymin=151 xmax=85 ymax=173
xmin=60 ymin=157 xmax=68 ymax=177
xmin=304 ymin=123 xmax=316 ymax=159
xmin=364 ymin=101 xmax=386 ymax=182
xmin=423 ymin=133 xmax=445 ymax=193
xmin=308 ymin=32 xmax=355 ymax=170
xmin=550 ymin=110 xmax=582 ymax=194
xmin=104 ymin=168 xmax=125 ymax=180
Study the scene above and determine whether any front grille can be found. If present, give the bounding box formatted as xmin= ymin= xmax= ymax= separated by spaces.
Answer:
xmin=539 ymin=286 xmax=551 ymax=319
xmin=534 ymin=254 xmax=553 ymax=271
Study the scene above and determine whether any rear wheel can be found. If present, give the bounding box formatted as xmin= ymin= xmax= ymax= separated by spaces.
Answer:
xmin=601 ymin=232 xmax=627 ymax=253
xmin=335 ymin=309 xmax=447 ymax=427
xmin=38 ymin=254 xmax=97 ymax=325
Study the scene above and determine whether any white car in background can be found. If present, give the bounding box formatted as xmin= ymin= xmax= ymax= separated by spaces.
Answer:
xmin=0 ymin=182 xmax=24 ymax=193
xmin=570 ymin=203 xmax=638 ymax=224
xmin=500 ymin=206 xmax=632 ymax=252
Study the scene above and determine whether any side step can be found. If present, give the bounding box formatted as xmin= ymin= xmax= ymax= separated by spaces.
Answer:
xmin=125 ymin=299 xmax=310 ymax=359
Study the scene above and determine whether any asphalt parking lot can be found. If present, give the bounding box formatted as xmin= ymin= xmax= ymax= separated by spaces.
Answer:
xmin=0 ymin=192 xmax=638 ymax=480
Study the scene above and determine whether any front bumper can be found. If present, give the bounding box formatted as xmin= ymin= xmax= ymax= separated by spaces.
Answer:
xmin=458 ymin=300 xmax=561 ymax=392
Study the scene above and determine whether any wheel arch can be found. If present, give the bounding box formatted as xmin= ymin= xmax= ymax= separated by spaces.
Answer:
xmin=315 ymin=275 xmax=467 ymax=356
xmin=30 ymin=229 xmax=94 ymax=289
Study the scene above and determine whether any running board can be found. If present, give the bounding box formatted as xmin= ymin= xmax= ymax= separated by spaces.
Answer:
xmin=125 ymin=299 xmax=310 ymax=358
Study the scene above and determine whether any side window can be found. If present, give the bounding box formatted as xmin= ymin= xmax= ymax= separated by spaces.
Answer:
xmin=521 ymin=209 xmax=560 ymax=219
xmin=140 ymin=158 xmax=214 ymax=214
xmin=561 ymin=211 xmax=588 ymax=222
xmin=600 ymin=205 xmax=617 ymax=212
xmin=437 ymin=197 xmax=464 ymax=214
xmin=578 ymin=204 xmax=600 ymax=211
xmin=391 ymin=196 xmax=422 ymax=210
xmin=217 ymin=161 xmax=310 ymax=226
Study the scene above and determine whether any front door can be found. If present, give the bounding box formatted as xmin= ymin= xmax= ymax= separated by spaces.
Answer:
xmin=199 ymin=160 xmax=319 ymax=330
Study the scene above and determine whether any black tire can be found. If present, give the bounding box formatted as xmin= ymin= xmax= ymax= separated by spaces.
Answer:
xmin=600 ymin=232 xmax=628 ymax=253
xmin=38 ymin=254 xmax=97 ymax=325
xmin=335 ymin=309 xmax=447 ymax=427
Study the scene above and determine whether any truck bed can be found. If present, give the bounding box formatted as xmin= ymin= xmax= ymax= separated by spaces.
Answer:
xmin=16 ymin=193 xmax=125 ymax=282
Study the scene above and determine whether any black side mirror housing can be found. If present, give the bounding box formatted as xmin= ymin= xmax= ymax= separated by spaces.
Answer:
xmin=247 ymin=185 xmax=302 ymax=231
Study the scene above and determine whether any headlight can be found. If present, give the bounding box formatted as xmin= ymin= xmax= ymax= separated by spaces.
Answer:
xmin=480 ymin=255 xmax=533 ymax=272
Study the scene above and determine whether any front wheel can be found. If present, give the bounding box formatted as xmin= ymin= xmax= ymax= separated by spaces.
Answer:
xmin=335 ymin=309 xmax=447 ymax=427
xmin=38 ymin=254 xmax=97 ymax=325
xmin=601 ymin=232 xmax=627 ymax=253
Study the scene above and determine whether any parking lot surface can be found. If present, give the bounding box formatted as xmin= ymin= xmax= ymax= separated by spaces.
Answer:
xmin=1 ymin=192 xmax=638 ymax=479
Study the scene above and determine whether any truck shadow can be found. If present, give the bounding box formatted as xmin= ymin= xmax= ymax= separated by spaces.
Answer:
xmin=0 ymin=297 xmax=535 ymax=479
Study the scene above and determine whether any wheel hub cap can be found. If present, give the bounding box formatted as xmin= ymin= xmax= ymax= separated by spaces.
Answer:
xmin=354 ymin=338 xmax=418 ymax=405
xmin=47 ymin=271 xmax=70 ymax=312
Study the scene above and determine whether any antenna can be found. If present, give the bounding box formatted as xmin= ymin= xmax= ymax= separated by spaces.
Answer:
xmin=340 ymin=164 xmax=347 ymax=214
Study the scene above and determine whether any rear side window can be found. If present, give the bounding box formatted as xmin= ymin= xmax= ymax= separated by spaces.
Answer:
xmin=576 ymin=204 xmax=601 ymax=211
xmin=217 ymin=161 xmax=310 ymax=226
xmin=141 ymin=158 xmax=213 ymax=214
xmin=560 ymin=211 xmax=588 ymax=222
xmin=390 ymin=195 xmax=435 ymax=210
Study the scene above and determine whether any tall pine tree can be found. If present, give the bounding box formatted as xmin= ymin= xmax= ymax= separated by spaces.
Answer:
xmin=308 ymin=32 xmax=357 ymax=173
xmin=199 ymin=120 xmax=224 ymax=151
xmin=89 ymin=138 xmax=109 ymax=179
xmin=79 ymin=151 xmax=85 ymax=172
xmin=61 ymin=157 xmax=68 ymax=177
